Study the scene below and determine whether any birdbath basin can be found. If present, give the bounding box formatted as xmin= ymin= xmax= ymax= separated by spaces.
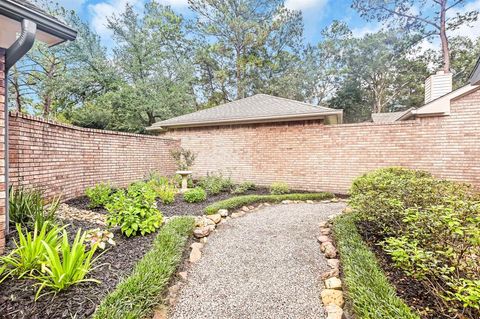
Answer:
xmin=176 ymin=170 xmax=192 ymax=193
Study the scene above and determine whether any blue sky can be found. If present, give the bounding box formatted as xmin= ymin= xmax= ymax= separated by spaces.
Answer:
xmin=56 ymin=0 xmax=480 ymax=48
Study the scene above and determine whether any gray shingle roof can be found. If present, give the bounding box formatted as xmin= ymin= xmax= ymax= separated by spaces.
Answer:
xmin=148 ymin=94 xmax=342 ymax=130
xmin=371 ymin=108 xmax=414 ymax=123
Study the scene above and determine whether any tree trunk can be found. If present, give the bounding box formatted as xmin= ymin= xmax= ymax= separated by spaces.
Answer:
xmin=43 ymin=95 xmax=51 ymax=117
xmin=235 ymin=47 xmax=244 ymax=100
xmin=439 ymin=0 xmax=450 ymax=73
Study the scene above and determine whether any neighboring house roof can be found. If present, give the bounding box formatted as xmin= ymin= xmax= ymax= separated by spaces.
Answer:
xmin=0 ymin=0 xmax=76 ymax=46
xmin=470 ymin=57 xmax=480 ymax=86
xmin=371 ymin=108 xmax=413 ymax=123
xmin=147 ymin=94 xmax=343 ymax=130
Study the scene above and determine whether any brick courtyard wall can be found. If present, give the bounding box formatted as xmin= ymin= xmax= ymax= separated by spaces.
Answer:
xmin=0 ymin=49 xmax=6 ymax=253
xmin=8 ymin=112 xmax=180 ymax=201
xmin=163 ymin=87 xmax=480 ymax=194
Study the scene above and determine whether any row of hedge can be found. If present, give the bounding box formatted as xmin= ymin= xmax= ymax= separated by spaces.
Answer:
xmin=204 ymin=192 xmax=334 ymax=214
xmin=344 ymin=167 xmax=479 ymax=318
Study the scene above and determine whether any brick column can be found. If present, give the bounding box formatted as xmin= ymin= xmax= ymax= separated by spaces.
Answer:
xmin=0 ymin=48 xmax=6 ymax=254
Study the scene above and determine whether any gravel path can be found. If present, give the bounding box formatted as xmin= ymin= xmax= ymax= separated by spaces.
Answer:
xmin=170 ymin=202 xmax=346 ymax=319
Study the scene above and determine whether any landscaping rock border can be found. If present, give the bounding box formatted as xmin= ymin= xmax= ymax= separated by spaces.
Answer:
xmin=317 ymin=205 xmax=351 ymax=319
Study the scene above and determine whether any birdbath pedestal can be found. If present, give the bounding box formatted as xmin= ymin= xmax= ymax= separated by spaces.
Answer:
xmin=176 ymin=170 xmax=192 ymax=193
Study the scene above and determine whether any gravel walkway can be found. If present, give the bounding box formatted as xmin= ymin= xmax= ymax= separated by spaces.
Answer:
xmin=170 ymin=202 xmax=346 ymax=319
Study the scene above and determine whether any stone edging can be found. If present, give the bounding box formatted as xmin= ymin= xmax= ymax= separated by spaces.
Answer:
xmin=317 ymin=205 xmax=352 ymax=319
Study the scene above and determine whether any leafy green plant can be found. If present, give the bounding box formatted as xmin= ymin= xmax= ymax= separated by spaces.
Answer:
xmin=85 ymin=182 xmax=112 ymax=208
xmin=232 ymin=181 xmax=256 ymax=194
xmin=349 ymin=167 xmax=480 ymax=317
xmin=9 ymin=186 xmax=60 ymax=230
xmin=269 ymin=181 xmax=290 ymax=195
xmin=34 ymin=228 xmax=100 ymax=300
xmin=198 ymin=172 xmax=232 ymax=195
xmin=106 ymin=183 xmax=163 ymax=237
xmin=147 ymin=178 xmax=177 ymax=205
xmin=85 ymin=229 xmax=116 ymax=250
xmin=170 ymin=147 xmax=196 ymax=171
xmin=183 ymin=187 xmax=207 ymax=203
xmin=0 ymin=222 xmax=62 ymax=282
xmin=204 ymin=193 xmax=334 ymax=214
xmin=94 ymin=216 xmax=195 ymax=319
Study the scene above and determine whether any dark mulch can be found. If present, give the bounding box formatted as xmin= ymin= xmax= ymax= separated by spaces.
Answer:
xmin=157 ymin=188 xmax=270 ymax=217
xmin=0 ymin=218 xmax=157 ymax=319
xmin=356 ymin=221 xmax=449 ymax=319
xmin=0 ymin=188 xmax=272 ymax=319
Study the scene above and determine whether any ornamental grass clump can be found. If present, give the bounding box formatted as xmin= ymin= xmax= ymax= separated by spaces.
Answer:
xmin=349 ymin=167 xmax=480 ymax=317
xmin=9 ymin=186 xmax=60 ymax=231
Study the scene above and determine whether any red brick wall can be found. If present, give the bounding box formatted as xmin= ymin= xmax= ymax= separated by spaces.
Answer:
xmin=163 ymin=88 xmax=480 ymax=194
xmin=0 ymin=49 xmax=6 ymax=253
xmin=8 ymin=112 xmax=180 ymax=200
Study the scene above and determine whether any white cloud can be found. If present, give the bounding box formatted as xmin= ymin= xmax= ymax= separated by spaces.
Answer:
xmin=157 ymin=0 xmax=188 ymax=7
xmin=56 ymin=0 xmax=86 ymax=11
xmin=88 ymin=0 xmax=143 ymax=38
xmin=351 ymin=23 xmax=383 ymax=37
xmin=285 ymin=0 xmax=327 ymax=11
xmin=446 ymin=0 xmax=480 ymax=39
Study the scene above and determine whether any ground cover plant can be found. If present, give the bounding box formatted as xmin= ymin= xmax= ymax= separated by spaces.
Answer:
xmin=333 ymin=213 xmax=420 ymax=319
xmin=204 ymin=192 xmax=334 ymax=215
xmin=232 ymin=181 xmax=256 ymax=194
xmin=93 ymin=216 xmax=195 ymax=319
xmin=349 ymin=167 xmax=480 ymax=318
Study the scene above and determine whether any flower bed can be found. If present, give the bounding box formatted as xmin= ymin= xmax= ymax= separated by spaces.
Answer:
xmin=346 ymin=167 xmax=480 ymax=319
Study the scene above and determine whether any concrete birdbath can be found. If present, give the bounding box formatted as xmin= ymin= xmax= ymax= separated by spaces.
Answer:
xmin=176 ymin=170 xmax=192 ymax=193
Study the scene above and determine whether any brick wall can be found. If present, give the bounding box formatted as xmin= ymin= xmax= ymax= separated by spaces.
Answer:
xmin=8 ymin=112 xmax=180 ymax=201
xmin=0 ymin=49 xmax=6 ymax=253
xmin=163 ymin=87 xmax=480 ymax=194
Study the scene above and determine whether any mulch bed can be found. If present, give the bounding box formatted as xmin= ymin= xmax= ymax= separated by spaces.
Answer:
xmin=356 ymin=221 xmax=449 ymax=319
xmin=0 ymin=188 xmax=269 ymax=318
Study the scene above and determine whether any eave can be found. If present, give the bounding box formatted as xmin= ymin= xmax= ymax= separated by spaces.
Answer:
xmin=147 ymin=110 xmax=343 ymax=131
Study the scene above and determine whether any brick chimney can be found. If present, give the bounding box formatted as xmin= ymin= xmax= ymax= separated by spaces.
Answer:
xmin=424 ymin=71 xmax=453 ymax=104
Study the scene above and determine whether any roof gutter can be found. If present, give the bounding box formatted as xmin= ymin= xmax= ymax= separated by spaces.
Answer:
xmin=0 ymin=0 xmax=76 ymax=44
xmin=4 ymin=18 xmax=37 ymax=236
xmin=147 ymin=110 xmax=343 ymax=131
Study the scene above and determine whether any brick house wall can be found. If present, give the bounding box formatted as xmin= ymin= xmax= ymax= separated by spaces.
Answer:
xmin=0 ymin=49 xmax=6 ymax=253
xmin=163 ymin=87 xmax=480 ymax=194
xmin=8 ymin=112 xmax=180 ymax=201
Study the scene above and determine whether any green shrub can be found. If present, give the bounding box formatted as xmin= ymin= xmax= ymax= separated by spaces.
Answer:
xmin=0 ymin=222 xmax=62 ymax=282
xmin=349 ymin=167 xmax=480 ymax=317
xmin=106 ymin=183 xmax=163 ymax=237
xmin=198 ymin=172 xmax=232 ymax=195
xmin=232 ymin=181 xmax=256 ymax=194
xmin=9 ymin=186 xmax=60 ymax=230
xmin=94 ymin=216 xmax=195 ymax=319
xmin=204 ymin=192 xmax=334 ymax=214
xmin=33 ymin=228 xmax=99 ymax=300
xmin=269 ymin=182 xmax=290 ymax=195
xmin=183 ymin=187 xmax=207 ymax=203
xmin=332 ymin=213 xmax=420 ymax=319
xmin=86 ymin=182 xmax=112 ymax=208
xmin=147 ymin=179 xmax=177 ymax=205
